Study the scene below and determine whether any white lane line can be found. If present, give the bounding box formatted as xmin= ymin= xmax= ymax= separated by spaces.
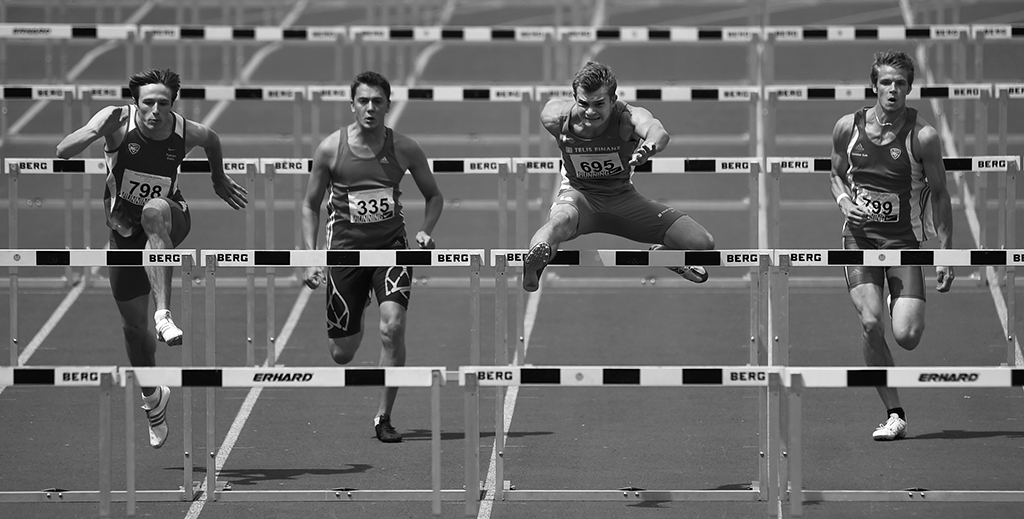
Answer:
xmin=476 ymin=3 xmax=605 ymax=516
xmin=199 ymin=0 xmax=309 ymax=129
xmin=0 ymin=268 xmax=94 ymax=397
xmin=183 ymin=288 xmax=311 ymax=519
xmin=0 ymin=1 xmax=159 ymax=149
xmin=185 ymin=3 xmax=458 ymax=516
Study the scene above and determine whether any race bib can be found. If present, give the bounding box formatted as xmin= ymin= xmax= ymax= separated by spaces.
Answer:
xmin=569 ymin=153 xmax=624 ymax=179
xmin=856 ymin=188 xmax=899 ymax=223
xmin=119 ymin=169 xmax=171 ymax=206
xmin=347 ymin=187 xmax=395 ymax=224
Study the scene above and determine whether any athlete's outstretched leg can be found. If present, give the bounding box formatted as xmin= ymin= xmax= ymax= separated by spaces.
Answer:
xmin=654 ymin=215 xmax=715 ymax=283
xmin=524 ymin=204 xmax=578 ymax=292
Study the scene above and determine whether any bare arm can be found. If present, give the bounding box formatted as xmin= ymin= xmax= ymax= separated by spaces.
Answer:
xmin=396 ymin=132 xmax=443 ymax=249
xmin=56 ymin=105 xmax=125 ymax=159
xmin=300 ymin=133 xmax=337 ymax=289
xmin=829 ymin=114 xmax=870 ymax=226
xmin=187 ymin=120 xmax=247 ymax=209
xmin=540 ymin=98 xmax=569 ymax=138
xmin=916 ymin=123 xmax=955 ymax=292
xmin=627 ymin=104 xmax=669 ymax=166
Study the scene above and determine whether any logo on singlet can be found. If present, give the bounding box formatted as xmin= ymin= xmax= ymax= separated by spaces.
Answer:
xmin=890 ymin=148 xmax=902 ymax=160
xmin=128 ymin=143 xmax=140 ymax=155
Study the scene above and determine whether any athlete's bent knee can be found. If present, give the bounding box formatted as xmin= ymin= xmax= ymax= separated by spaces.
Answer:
xmin=329 ymin=341 xmax=358 ymax=364
xmin=894 ymin=326 xmax=924 ymax=351
xmin=140 ymin=199 xmax=171 ymax=233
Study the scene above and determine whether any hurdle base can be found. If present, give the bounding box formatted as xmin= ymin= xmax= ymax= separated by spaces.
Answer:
xmin=212 ymin=488 xmax=466 ymax=502
xmin=0 ymin=489 xmax=193 ymax=503
xmin=797 ymin=490 xmax=1024 ymax=503
xmin=498 ymin=489 xmax=764 ymax=501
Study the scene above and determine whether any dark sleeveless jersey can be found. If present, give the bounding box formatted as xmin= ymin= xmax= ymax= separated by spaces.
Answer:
xmin=556 ymin=100 xmax=639 ymax=195
xmin=326 ymin=127 xmax=407 ymax=249
xmin=103 ymin=104 xmax=187 ymax=235
xmin=841 ymin=107 xmax=935 ymax=242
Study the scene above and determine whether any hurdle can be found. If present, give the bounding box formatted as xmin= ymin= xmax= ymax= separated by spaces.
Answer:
xmin=459 ymin=365 xmax=786 ymax=516
xmin=784 ymin=366 xmax=1024 ymax=516
xmin=0 ymin=249 xmax=201 ymax=505
xmin=770 ymin=247 xmax=1023 ymax=374
xmin=195 ymin=249 xmax=481 ymax=511
xmin=482 ymin=249 xmax=780 ymax=509
xmin=121 ymin=365 xmax=452 ymax=515
xmin=0 ymin=366 xmax=118 ymax=516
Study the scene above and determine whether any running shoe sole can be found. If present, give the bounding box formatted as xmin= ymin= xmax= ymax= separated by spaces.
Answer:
xmin=523 ymin=242 xmax=552 ymax=292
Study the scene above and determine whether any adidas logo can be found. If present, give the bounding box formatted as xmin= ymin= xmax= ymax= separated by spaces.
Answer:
xmin=379 ymin=157 xmax=389 ymax=164
xmin=853 ymin=143 xmax=865 ymax=153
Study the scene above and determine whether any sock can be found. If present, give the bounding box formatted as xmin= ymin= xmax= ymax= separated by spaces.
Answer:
xmin=154 ymin=309 xmax=171 ymax=323
xmin=887 ymin=407 xmax=906 ymax=421
xmin=142 ymin=389 xmax=161 ymax=407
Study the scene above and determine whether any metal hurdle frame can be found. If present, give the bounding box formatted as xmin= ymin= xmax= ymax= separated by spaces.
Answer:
xmin=0 ymin=366 xmax=119 ymax=516
xmin=0 ymin=249 xmax=200 ymax=509
xmin=784 ymin=366 xmax=1024 ymax=517
xmin=459 ymin=365 xmax=786 ymax=517
xmin=769 ymin=250 xmax=1024 ymax=514
xmin=122 ymin=365 xmax=451 ymax=515
xmin=482 ymin=249 xmax=782 ymax=509
xmin=195 ymin=249 xmax=483 ymax=510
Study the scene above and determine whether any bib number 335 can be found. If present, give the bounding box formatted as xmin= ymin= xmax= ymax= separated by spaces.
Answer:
xmin=348 ymin=187 xmax=395 ymax=224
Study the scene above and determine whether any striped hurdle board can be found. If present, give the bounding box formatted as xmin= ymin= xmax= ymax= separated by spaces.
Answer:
xmin=459 ymin=366 xmax=782 ymax=386
xmin=0 ymin=249 xmax=194 ymax=267
xmin=121 ymin=367 xmax=446 ymax=388
xmin=0 ymin=366 xmax=117 ymax=386
xmin=199 ymin=249 xmax=485 ymax=267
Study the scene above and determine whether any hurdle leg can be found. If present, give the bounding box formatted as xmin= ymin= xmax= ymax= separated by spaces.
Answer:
xmin=767 ymin=372 xmax=781 ymax=516
xmin=99 ymin=373 xmax=112 ymax=519
xmin=125 ymin=370 xmax=136 ymax=516
xmin=494 ymin=256 xmax=507 ymax=501
xmin=464 ymin=373 xmax=480 ymax=517
xmin=206 ymin=257 xmax=218 ymax=500
xmin=432 ymin=370 xmax=442 ymax=516
xmin=181 ymin=256 xmax=195 ymax=499
xmin=756 ymin=256 xmax=770 ymax=500
xmin=789 ymin=374 xmax=804 ymax=517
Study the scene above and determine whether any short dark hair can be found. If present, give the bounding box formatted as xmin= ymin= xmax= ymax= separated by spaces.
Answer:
xmin=128 ymin=68 xmax=181 ymax=102
xmin=572 ymin=61 xmax=617 ymax=99
xmin=350 ymin=71 xmax=391 ymax=102
xmin=870 ymin=50 xmax=915 ymax=88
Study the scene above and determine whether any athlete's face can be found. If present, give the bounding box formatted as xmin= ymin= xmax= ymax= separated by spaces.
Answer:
xmin=574 ymin=86 xmax=615 ymax=129
xmin=135 ymin=83 xmax=175 ymax=132
xmin=351 ymin=83 xmax=390 ymax=130
xmin=872 ymin=65 xmax=912 ymax=114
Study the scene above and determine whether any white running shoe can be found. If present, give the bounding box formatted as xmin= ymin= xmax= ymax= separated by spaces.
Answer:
xmin=649 ymin=245 xmax=709 ymax=283
xmin=155 ymin=311 xmax=183 ymax=346
xmin=143 ymin=386 xmax=171 ymax=448
xmin=872 ymin=413 xmax=907 ymax=441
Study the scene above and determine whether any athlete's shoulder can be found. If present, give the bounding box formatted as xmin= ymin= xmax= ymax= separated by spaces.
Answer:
xmin=390 ymin=127 xmax=424 ymax=152
xmin=541 ymin=98 xmax=571 ymax=120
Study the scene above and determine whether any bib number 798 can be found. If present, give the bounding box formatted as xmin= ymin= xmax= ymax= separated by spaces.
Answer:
xmin=128 ymin=180 xmax=163 ymax=200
